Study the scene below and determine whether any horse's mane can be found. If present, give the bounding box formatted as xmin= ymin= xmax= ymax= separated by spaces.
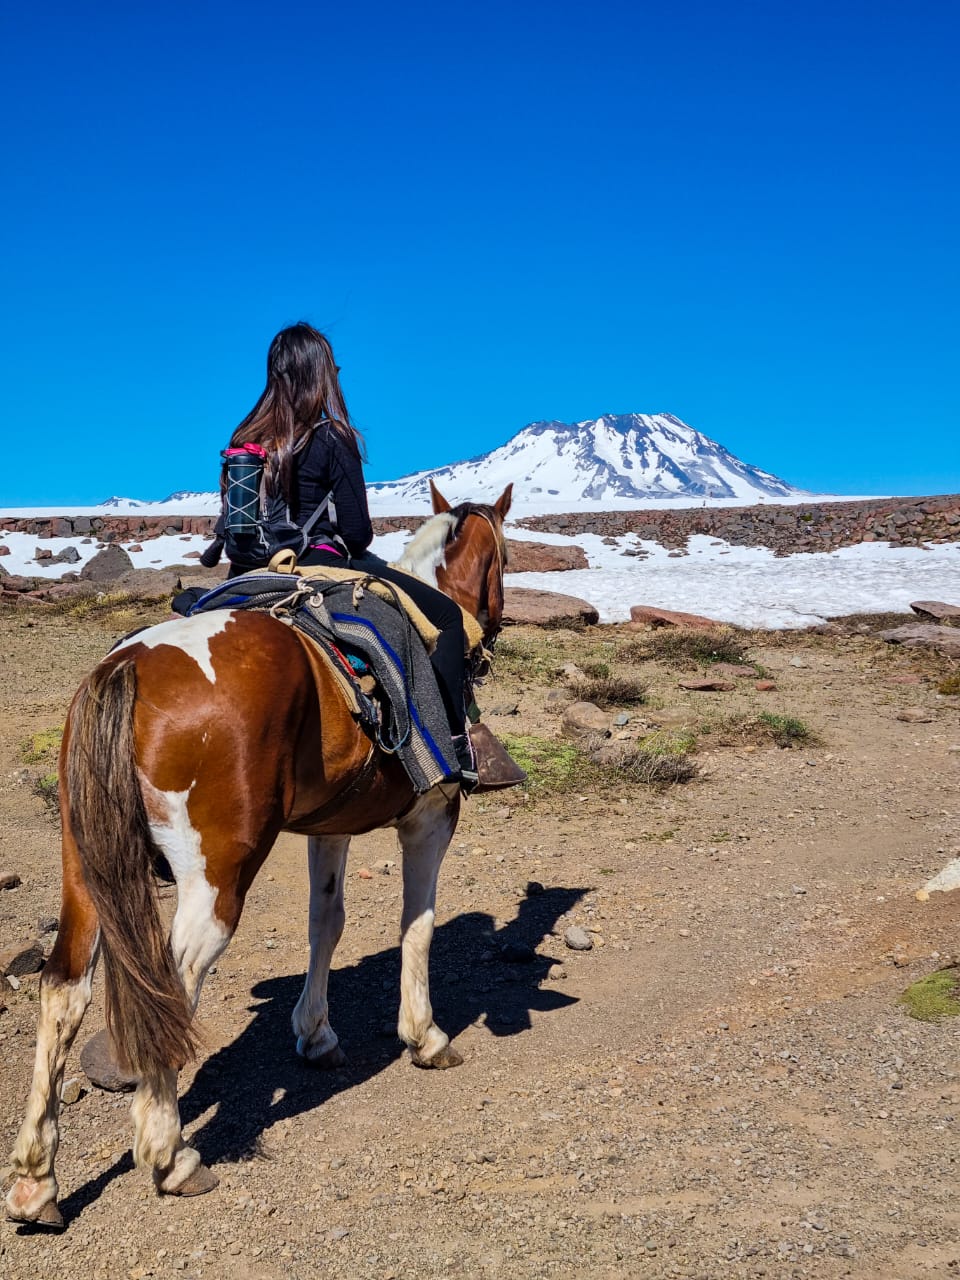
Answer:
xmin=395 ymin=512 xmax=458 ymax=584
xmin=395 ymin=502 xmax=508 ymax=586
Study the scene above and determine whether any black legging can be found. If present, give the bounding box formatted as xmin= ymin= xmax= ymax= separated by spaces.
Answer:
xmin=298 ymin=548 xmax=467 ymax=732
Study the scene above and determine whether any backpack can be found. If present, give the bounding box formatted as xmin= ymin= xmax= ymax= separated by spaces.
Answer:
xmin=206 ymin=441 xmax=340 ymax=572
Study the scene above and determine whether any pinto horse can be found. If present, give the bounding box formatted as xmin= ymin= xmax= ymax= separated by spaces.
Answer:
xmin=6 ymin=482 xmax=512 ymax=1229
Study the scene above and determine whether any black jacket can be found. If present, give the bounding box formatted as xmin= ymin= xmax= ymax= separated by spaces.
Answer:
xmin=291 ymin=425 xmax=373 ymax=557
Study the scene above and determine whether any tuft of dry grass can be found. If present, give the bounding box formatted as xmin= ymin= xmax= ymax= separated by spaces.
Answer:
xmin=55 ymin=590 xmax=172 ymax=623
xmin=937 ymin=672 xmax=960 ymax=695
xmin=32 ymin=772 xmax=61 ymax=817
xmin=825 ymin=611 xmax=916 ymax=633
xmin=697 ymin=710 xmax=817 ymax=749
xmin=611 ymin=747 xmax=698 ymax=785
xmin=617 ymin=627 xmax=750 ymax=668
xmin=569 ymin=674 xmax=647 ymax=708
xmin=539 ymin=614 xmax=591 ymax=632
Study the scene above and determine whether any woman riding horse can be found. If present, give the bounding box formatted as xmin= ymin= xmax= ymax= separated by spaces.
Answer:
xmin=5 ymin=325 xmax=528 ymax=1229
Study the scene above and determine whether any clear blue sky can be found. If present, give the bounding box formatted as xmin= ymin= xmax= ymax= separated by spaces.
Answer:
xmin=2 ymin=1 xmax=957 ymax=506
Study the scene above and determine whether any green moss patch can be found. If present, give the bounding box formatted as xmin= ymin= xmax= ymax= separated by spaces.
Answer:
xmin=898 ymin=968 xmax=960 ymax=1022
xmin=501 ymin=734 xmax=586 ymax=795
xmin=21 ymin=727 xmax=63 ymax=766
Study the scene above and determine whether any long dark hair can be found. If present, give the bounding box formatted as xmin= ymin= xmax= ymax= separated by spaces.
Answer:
xmin=226 ymin=323 xmax=365 ymax=500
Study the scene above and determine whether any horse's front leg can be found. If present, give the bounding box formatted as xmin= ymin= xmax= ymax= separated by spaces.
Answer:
xmin=396 ymin=785 xmax=462 ymax=1069
xmin=292 ymin=835 xmax=350 ymax=1067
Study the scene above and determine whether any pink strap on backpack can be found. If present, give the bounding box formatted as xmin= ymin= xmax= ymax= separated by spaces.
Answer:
xmin=224 ymin=443 xmax=268 ymax=459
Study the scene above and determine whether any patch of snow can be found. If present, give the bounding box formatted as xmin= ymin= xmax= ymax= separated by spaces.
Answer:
xmin=3 ymin=526 xmax=957 ymax=631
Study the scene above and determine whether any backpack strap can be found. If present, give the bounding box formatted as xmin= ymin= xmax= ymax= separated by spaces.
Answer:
xmin=293 ymin=491 xmax=348 ymax=557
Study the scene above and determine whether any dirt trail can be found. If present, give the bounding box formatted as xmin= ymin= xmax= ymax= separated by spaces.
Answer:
xmin=1 ymin=603 xmax=959 ymax=1279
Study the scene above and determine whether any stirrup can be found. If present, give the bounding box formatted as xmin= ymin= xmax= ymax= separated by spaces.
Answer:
xmin=468 ymin=723 xmax=527 ymax=792
xmin=451 ymin=733 xmax=479 ymax=794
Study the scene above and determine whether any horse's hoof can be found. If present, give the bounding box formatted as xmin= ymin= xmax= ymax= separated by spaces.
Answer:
xmin=5 ymin=1176 xmax=63 ymax=1230
xmin=36 ymin=1201 xmax=65 ymax=1230
xmin=296 ymin=1036 xmax=347 ymax=1068
xmin=6 ymin=1198 xmax=64 ymax=1231
xmin=412 ymin=1044 xmax=463 ymax=1070
xmin=312 ymin=1044 xmax=347 ymax=1069
xmin=80 ymin=1028 xmax=138 ymax=1092
xmin=168 ymin=1164 xmax=219 ymax=1197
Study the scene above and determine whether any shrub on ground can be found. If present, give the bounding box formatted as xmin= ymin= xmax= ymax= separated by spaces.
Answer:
xmin=697 ymin=710 xmax=817 ymax=749
xmin=617 ymin=628 xmax=750 ymax=668
xmin=569 ymin=674 xmax=647 ymax=708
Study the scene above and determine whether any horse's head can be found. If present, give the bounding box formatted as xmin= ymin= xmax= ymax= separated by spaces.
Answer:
xmin=397 ymin=482 xmax=512 ymax=646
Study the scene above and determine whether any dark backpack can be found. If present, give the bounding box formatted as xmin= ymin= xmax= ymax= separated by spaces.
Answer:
xmin=202 ymin=442 xmax=340 ymax=572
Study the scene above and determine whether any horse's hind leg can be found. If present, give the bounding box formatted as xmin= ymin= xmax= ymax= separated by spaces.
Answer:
xmin=7 ymin=826 xmax=99 ymax=1229
xmin=131 ymin=876 xmax=233 ymax=1196
xmin=396 ymin=786 xmax=462 ymax=1069
xmin=292 ymin=835 xmax=349 ymax=1067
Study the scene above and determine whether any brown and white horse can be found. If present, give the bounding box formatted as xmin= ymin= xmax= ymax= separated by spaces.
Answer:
xmin=6 ymin=482 xmax=512 ymax=1229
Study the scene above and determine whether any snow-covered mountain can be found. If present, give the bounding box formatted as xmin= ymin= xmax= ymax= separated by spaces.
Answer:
xmin=98 ymin=491 xmax=220 ymax=512
xmin=0 ymin=414 xmax=811 ymax=519
xmin=367 ymin=413 xmax=803 ymax=511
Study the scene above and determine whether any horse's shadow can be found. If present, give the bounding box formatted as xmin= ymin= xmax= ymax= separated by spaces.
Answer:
xmin=56 ymin=883 xmax=586 ymax=1221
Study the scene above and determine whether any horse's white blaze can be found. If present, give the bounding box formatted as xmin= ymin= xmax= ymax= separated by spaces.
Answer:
xmin=113 ymin=611 xmax=234 ymax=684
xmin=141 ymin=778 xmax=229 ymax=1004
xmin=396 ymin=512 xmax=457 ymax=587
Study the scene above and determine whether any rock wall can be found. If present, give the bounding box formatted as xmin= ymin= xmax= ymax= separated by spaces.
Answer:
xmin=0 ymin=514 xmax=218 ymax=539
xmin=2 ymin=494 xmax=959 ymax=554
xmin=513 ymin=494 xmax=960 ymax=554
xmin=0 ymin=514 xmax=429 ymax=540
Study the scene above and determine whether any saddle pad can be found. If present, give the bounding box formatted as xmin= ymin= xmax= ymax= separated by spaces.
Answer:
xmin=187 ymin=571 xmax=458 ymax=793
xmin=265 ymin=550 xmax=485 ymax=655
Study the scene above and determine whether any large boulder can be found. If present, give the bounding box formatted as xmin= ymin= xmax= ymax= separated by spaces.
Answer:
xmin=880 ymin=624 xmax=960 ymax=658
xmin=79 ymin=545 xmax=135 ymax=582
xmin=502 ymin=588 xmax=599 ymax=627
xmin=629 ymin=605 xmax=721 ymax=630
xmin=505 ymin=540 xmax=588 ymax=573
xmin=113 ymin=569 xmax=183 ymax=598
xmin=910 ymin=600 xmax=960 ymax=623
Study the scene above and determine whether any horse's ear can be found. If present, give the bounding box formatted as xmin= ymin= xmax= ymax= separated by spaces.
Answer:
xmin=429 ymin=479 xmax=451 ymax=513
xmin=493 ymin=483 xmax=513 ymax=520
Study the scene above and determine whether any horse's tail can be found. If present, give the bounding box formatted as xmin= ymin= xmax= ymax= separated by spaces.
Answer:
xmin=66 ymin=657 xmax=197 ymax=1077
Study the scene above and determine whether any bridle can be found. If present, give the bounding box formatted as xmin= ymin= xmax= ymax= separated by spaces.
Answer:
xmin=450 ymin=505 xmax=507 ymax=681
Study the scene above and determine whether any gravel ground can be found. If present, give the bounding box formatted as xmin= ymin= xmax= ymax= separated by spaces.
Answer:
xmin=1 ymin=602 xmax=959 ymax=1278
